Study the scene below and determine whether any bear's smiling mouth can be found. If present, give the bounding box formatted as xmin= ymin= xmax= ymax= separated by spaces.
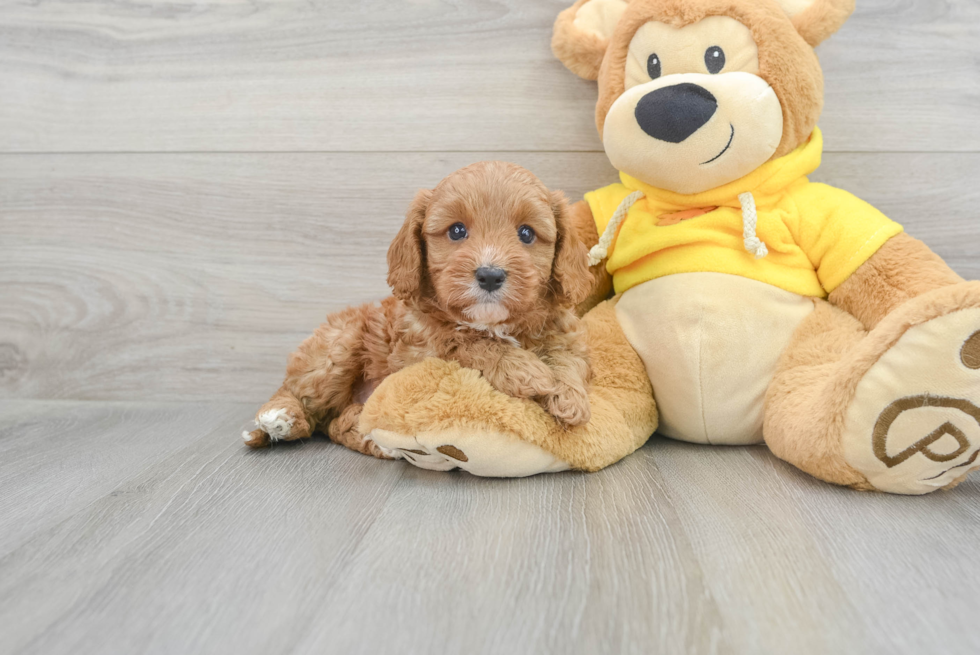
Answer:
xmin=700 ymin=124 xmax=735 ymax=165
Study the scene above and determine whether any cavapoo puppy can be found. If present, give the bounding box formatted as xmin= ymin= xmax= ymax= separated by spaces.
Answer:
xmin=243 ymin=161 xmax=594 ymax=457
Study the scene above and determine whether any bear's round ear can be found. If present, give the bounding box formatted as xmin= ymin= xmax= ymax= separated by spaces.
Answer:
xmin=552 ymin=0 xmax=629 ymax=80
xmin=773 ymin=0 xmax=855 ymax=47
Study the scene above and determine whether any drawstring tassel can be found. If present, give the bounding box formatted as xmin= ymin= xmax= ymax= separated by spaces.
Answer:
xmin=587 ymin=190 xmax=645 ymax=266
xmin=738 ymin=191 xmax=768 ymax=259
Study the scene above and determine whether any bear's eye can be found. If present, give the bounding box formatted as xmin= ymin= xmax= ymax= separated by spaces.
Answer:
xmin=705 ymin=46 xmax=725 ymax=74
xmin=647 ymin=53 xmax=662 ymax=80
xmin=448 ymin=222 xmax=468 ymax=241
xmin=517 ymin=225 xmax=536 ymax=244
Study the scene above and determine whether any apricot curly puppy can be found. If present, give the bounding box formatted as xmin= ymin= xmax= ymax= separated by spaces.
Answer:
xmin=243 ymin=161 xmax=594 ymax=457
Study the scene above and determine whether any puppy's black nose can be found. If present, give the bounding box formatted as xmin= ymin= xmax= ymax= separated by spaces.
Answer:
xmin=475 ymin=266 xmax=507 ymax=292
xmin=635 ymin=83 xmax=717 ymax=143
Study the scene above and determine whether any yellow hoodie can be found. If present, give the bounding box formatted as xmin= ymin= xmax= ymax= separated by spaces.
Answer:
xmin=584 ymin=129 xmax=903 ymax=298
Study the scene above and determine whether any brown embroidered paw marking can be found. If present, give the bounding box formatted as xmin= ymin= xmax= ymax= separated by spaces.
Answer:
xmin=961 ymin=330 xmax=980 ymax=369
xmin=393 ymin=444 xmax=469 ymax=470
xmin=873 ymin=396 xmax=980 ymax=468
xmin=436 ymin=445 xmax=468 ymax=461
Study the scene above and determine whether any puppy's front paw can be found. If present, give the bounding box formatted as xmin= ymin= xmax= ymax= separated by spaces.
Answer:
xmin=545 ymin=384 xmax=591 ymax=428
xmin=487 ymin=359 xmax=556 ymax=400
xmin=243 ymin=407 xmax=311 ymax=448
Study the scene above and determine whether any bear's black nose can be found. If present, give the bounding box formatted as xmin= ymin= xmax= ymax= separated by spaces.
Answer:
xmin=475 ymin=266 xmax=507 ymax=292
xmin=634 ymin=83 xmax=718 ymax=143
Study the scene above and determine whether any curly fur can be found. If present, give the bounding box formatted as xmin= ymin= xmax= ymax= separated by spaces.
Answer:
xmin=244 ymin=162 xmax=594 ymax=453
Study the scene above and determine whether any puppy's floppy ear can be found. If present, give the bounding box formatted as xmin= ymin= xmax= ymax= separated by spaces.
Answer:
xmin=387 ymin=189 xmax=432 ymax=302
xmin=773 ymin=0 xmax=855 ymax=47
xmin=552 ymin=0 xmax=628 ymax=80
xmin=549 ymin=190 xmax=593 ymax=307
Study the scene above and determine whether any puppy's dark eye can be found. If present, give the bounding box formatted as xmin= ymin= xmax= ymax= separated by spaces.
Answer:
xmin=647 ymin=53 xmax=662 ymax=80
xmin=705 ymin=46 xmax=725 ymax=74
xmin=448 ymin=222 xmax=468 ymax=241
xmin=517 ymin=225 xmax=536 ymax=244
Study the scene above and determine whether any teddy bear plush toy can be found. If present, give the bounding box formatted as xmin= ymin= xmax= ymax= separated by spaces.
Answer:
xmin=360 ymin=0 xmax=980 ymax=494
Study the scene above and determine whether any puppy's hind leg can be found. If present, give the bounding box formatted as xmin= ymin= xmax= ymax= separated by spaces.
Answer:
xmin=245 ymin=302 xmax=383 ymax=449
xmin=243 ymin=387 xmax=314 ymax=448
xmin=327 ymin=403 xmax=398 ymax=460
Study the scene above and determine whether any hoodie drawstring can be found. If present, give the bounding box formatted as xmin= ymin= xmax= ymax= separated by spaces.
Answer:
xmin=738 ymin=192 xmax=768 ymax=259
xmin=587 ymin=190 xmax=644 ymax=266
xmin=587 ymin=190 xmax=769 ymax=267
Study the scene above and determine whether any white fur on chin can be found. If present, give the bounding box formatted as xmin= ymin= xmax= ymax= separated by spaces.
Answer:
xmin=459 ymin=303 xmax=519 ymax=346
xmin=463 ymin=303 xmax=510 ymax=325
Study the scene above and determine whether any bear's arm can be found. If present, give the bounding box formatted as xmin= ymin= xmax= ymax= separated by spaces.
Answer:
xmin=792 ymin=183 xmax=963 ymax=329
xmin=828 ymin=232 xmax=964 ymax=330
xmin=568 ymin=199 xmax=613 ymax=316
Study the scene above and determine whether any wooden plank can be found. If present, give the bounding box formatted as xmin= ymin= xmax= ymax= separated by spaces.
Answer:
xmin=0 ymin=400 xmax=727 ymax=655
xmin=1 ymin=151 xmax=977 ymax=403
xmin=0 ymin=0 xmax=977 ymax=153
xmin=652 ymin=440 xmax=980 ymax=654
xmin=819 ymin=0 xmax=980 ymax=154
xmin=0 ymin=151 xmax=617 ymax=403
xmin=2 ymin=401 xmax=979 ymax=654
xmin=291 ymin=450 xmax=726 ymax=655
xmin=777 ymin=455 xmax=980 ymax=655
xmin=0 ymin=400 xmax=250 ymax=558
xmin=0 ymin=402 xmax=407 ymax=655
xmin=651 ymin=442 xmax=870 ymax=654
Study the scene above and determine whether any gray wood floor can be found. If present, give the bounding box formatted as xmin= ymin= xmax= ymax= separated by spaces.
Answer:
xmin=1 ymin=0 xmax=979 ymax=653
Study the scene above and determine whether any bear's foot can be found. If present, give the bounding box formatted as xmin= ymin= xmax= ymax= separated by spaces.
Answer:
xmin=369 ymin=426 xmax=570 ymax=476
xmin=842 ymin=286 xmax=980 ymax=494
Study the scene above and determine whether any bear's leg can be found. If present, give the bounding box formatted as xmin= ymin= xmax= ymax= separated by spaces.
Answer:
xmin=243 ymin=302 xmax=390 ymax=449
xmin=763 ymin=301 xmax=871 ymax=488
xmin=765 ymin=282 xmax=980 ymax=494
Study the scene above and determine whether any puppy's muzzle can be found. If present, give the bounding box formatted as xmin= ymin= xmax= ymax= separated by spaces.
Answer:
xmin=475 ymin=266 xmax=507 ymax=293
xmin=635 ymin=83 xmax=718 ymax=143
